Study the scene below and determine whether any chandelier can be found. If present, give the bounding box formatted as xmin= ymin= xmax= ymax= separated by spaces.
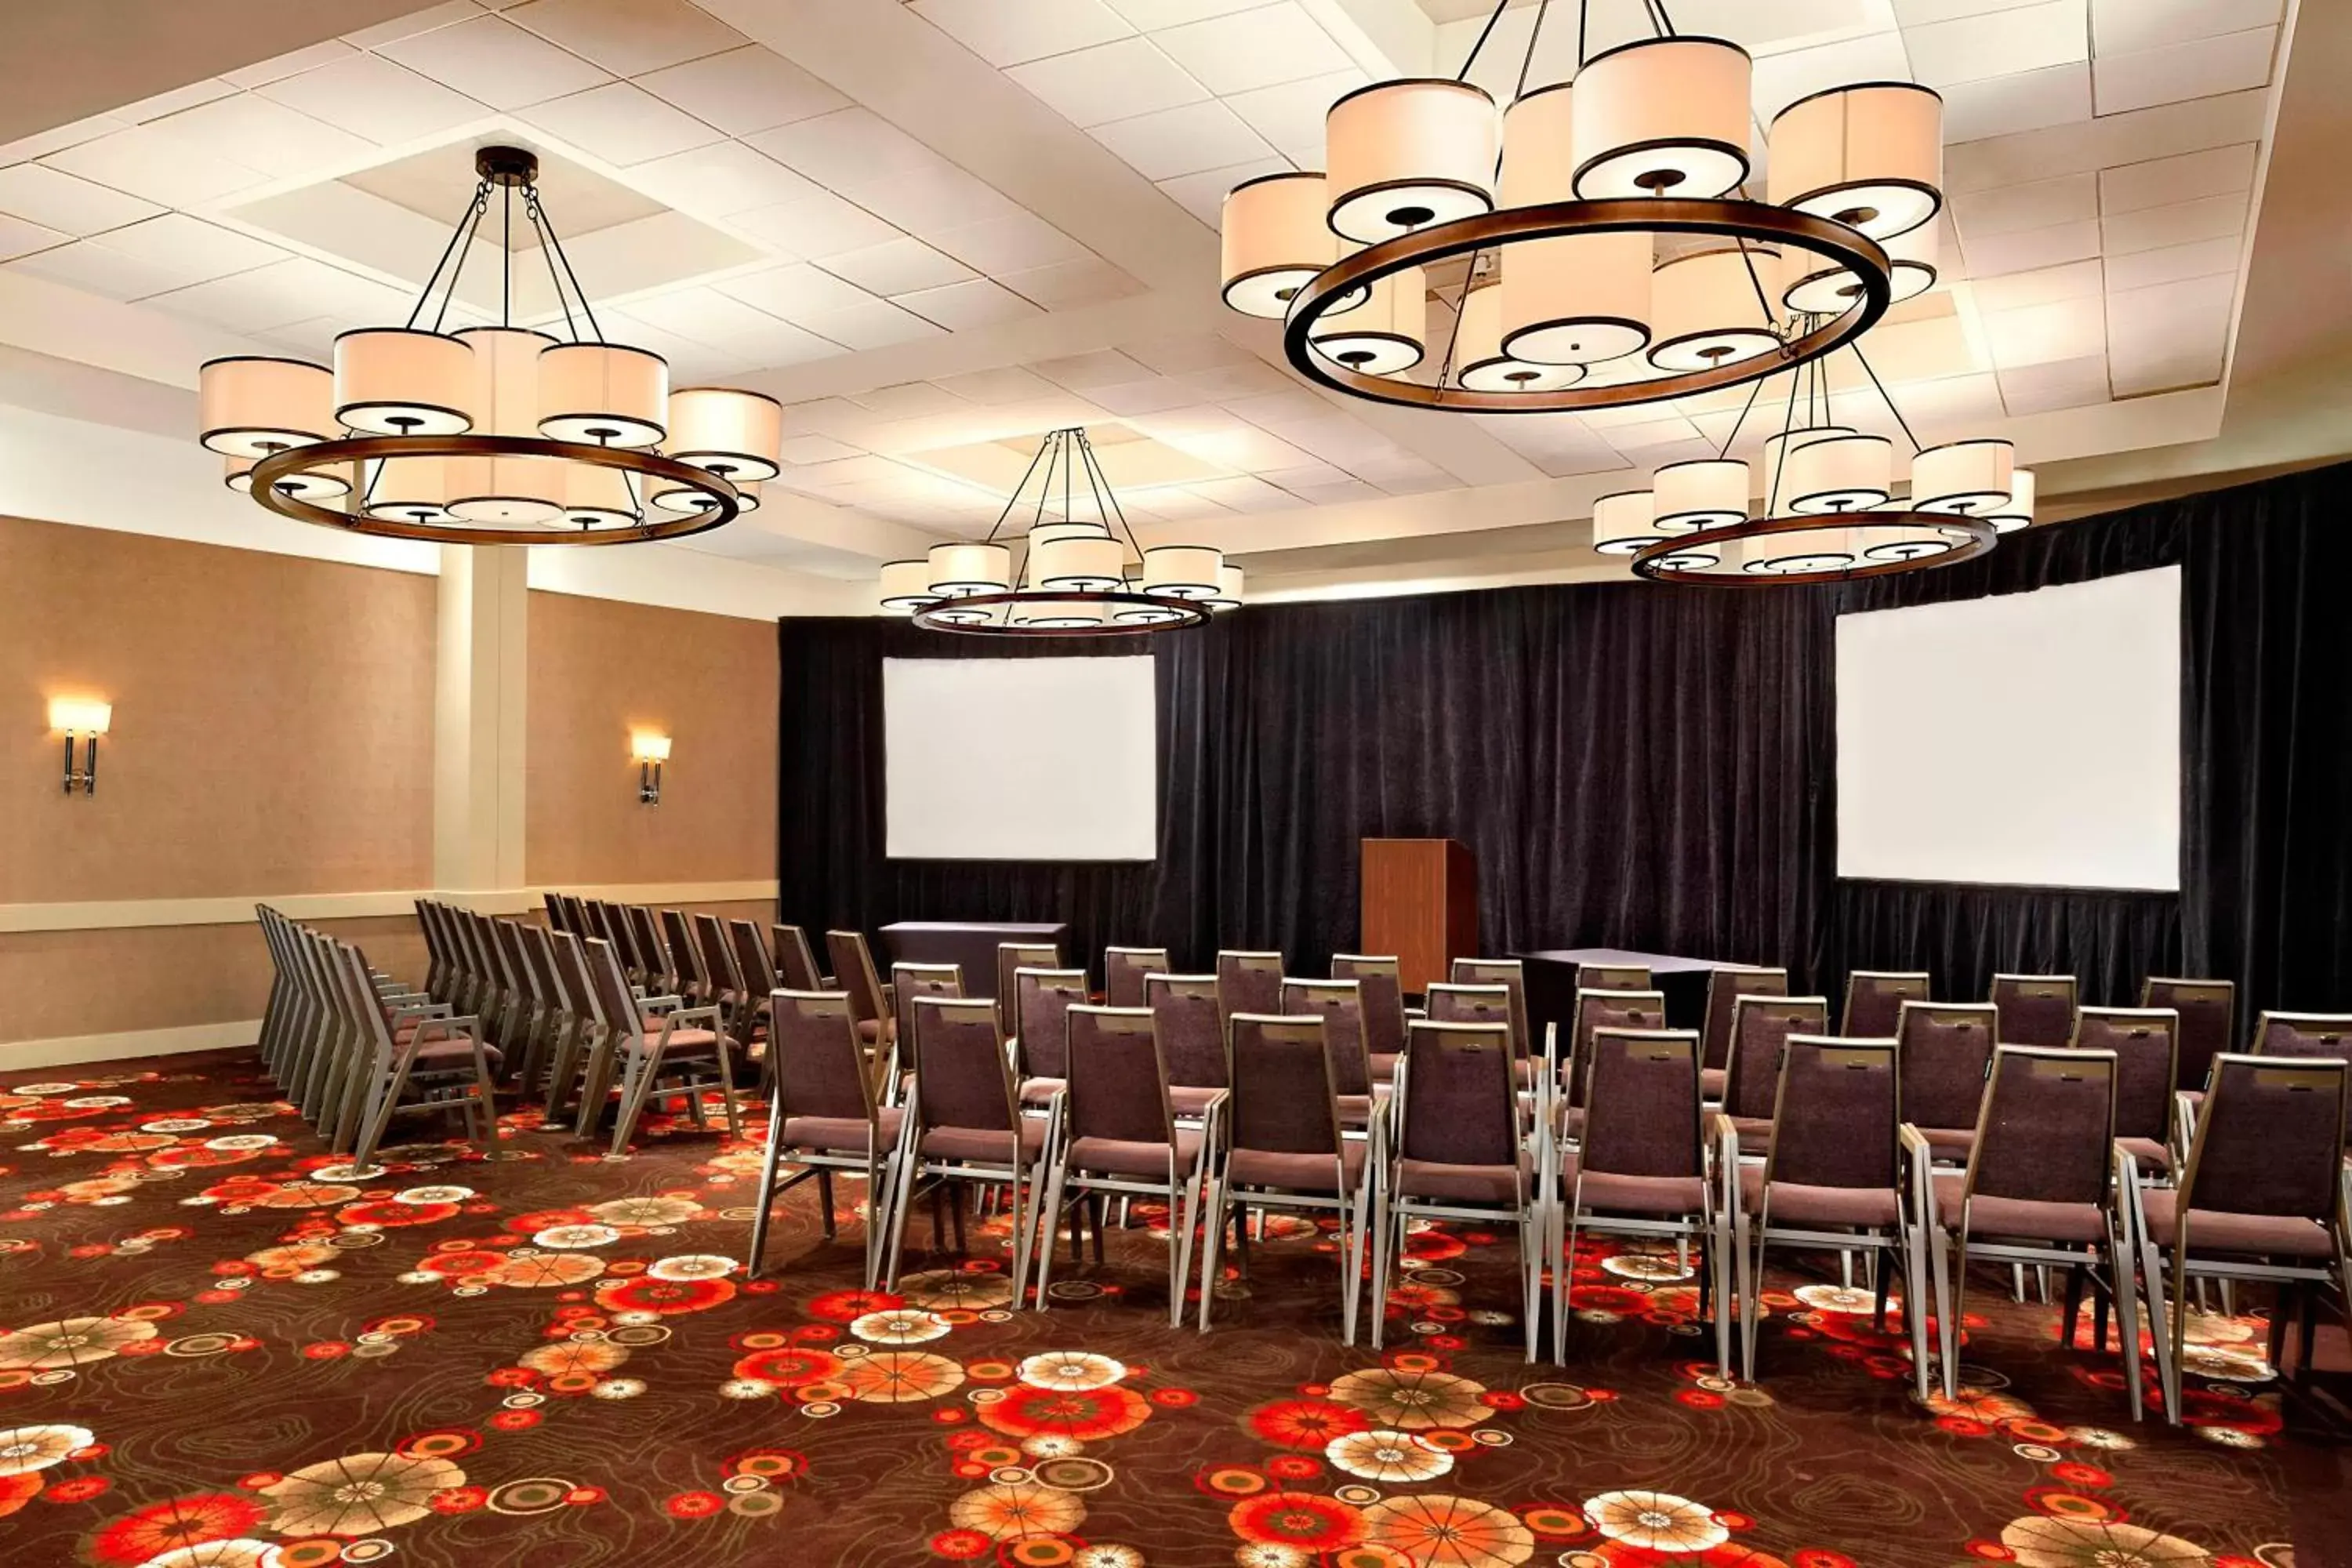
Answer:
xmin=195 ymin=146 xmax=780 ymax=546
xmin=877 ymin=428 xmax=1239 ymax=635
xmin=1217 ymin=1 xmax=1946 ymax=415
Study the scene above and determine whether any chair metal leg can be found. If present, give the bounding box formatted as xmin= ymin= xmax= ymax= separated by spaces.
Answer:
xmin=1172 ymin=1165 xmax=1203 ymax=1330
xmin=1033 ymin=1160 xmax=1071 ymax=1310
xmin=816 ymin=1169 xmax=837 ymax=1240
xmin=2109 ymin=1223 xmax=2145 ymax=1421
xmin=1196 ymin=1177 xmax=1228 ymax=1333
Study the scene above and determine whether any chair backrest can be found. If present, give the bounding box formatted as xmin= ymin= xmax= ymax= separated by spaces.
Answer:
xmin=1396 ymin=1019 xmax=1519 ymax=1173
xmin=585 ymin=901 xmax=632 ymax=975
xmin=2180 ymin=1054 xmax=2349 ymax=1224
xmin=1577 ymin=963 xmax=1651 ymax=993
xmin=769 ymin=989 xmax=877 ymax=1126
xmin=1990 ymin=972 xmax=2078 ymax=1047
xmin=2069 ymin=1006 xmax=2176 ymax=1146
xmin=1103 ymin=946 xmax=1170 ymax=1009
xmin=1065 ymin=1005 xmax=1174 ymax=1149
xmin=1226 ymin=1012 xmax=1340 ymax=1157
xmin=1449 ymin=958 xmax=1529 ymax=1058
xmin=1895 ymin=1001 xmax=1998 ymax=1132
xmin=694 ymin=913 xmax=743 ymax=1000
xmin=774 ymin=924 xmax=826 ymax=991
xmin=1766 ymin=1036 xmax=1900 ymax=1194
xmin=1701 ymin=966 xmax=1788 ymax=1072
xmin=889 ymin=964 xmax=962 ymax=1075
xmin=662 ymin=909 xmax=709 ymax=997
xmin=729 ymin=920 xmax=780 ymax=998
xmin=1279 ymin=978 xmax=1369 ymax=1095
xmin=826 ymin=931 xmax=887 ymax=1025
xmin=996 ymin=942 xmax=1061 ymax=1034
xmin=1216 ymin=949 xmax=1284 ymax=1019
xmin=1425 ymin=982 xmax=1518 ymax=1058
xmin=583 ymin=937 xmax=646 ymax=1039
xmin=1581 ymin=1028 xmax=1704 ymax=1181
xmin=1014 ymin=967 xmax=1089 ymax=1080
xmin=1568 ymin=988 xmax=1667 ymax=1106
xmin=1842 ymin=970 xmax=1928 ymax=1037
xmin=2140 ymin=976 xmax=2233 ymax=1093
xmin=517 ymin=921 xmax=568 ymax=1017
xmin=2250 ymin=1011 xmax=2352 ymax=1060
xmin=911 ymin=996 xmax=1018 ymax=1134
xmin=1331 ymin=954 xmax=1406 ymax=1065
xmin=494 ymin=918 xmax=539 ymax=1006
xmin=550 ymin=931 xmax=608 ymax=1033
xmin=1963 ymin=1044 xmax=2118 ymax=1210
xmin=627 ymin=906 xmax=670 ymax=989
xmin=1145 ymin=973 xmax=1226 ymax=1090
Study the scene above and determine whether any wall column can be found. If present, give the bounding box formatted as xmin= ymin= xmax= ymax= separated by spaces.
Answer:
xmin=433 ymin=544 xmax=528 ymax=899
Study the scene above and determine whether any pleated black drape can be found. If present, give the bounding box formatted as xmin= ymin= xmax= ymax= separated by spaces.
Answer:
xmin=778 ymin=462 xmax=2352 ymax=1013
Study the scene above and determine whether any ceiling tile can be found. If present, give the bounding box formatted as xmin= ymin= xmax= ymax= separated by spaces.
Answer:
xmin=1105 ymin=0 xmax=1266 ymax=24
xmin=1225 ymin=70 xmax=1365 ymax=164
xmin=0 ymin=114 xmax=130 ymax=166
xmin=1958 ymin=217 xmax=2101 ymax=275
xmin=894 ymin=277 xmax=1045 ymax=329
xmin=715 ymin=261 xmax=878 ymax=319
xmin=221 ymin=39 xmax=360 ymax=90
xmin=377 ymin=13 xmax=612 ymax=109
xmin=625 ymin=140 xmax=819 ymax=215
xmin=146 ymin=93 xmax=380 ymax=180
xmin=1965 ymin=256 xmax=2103 ymax=313
xmin=932 ymin=366 xmax=1061 ymax=404
xmin=1945 ymin=87 xmax=2266 ymax=192
xmin=2089 ymin=0 xmax=2281 ymax=56
xmin=1007 ymin=37 xmax=1208 ymax=129
xmin=1980 ymin=296 xmax=2105 ymax=366
xmin=1092 ymin=100 xmax=1273 ymax=181
xmin=793 ymin=298 xmax=950 ymax=349
xmin=9 ymin=237 xmax=184 ymax=297
xmin=2102 ymin=233 xmax=2238 ymax=291
xmin=1951 ymin=172 xmax=2096 ymax=238
xmin=0 ymin=164 xmax=164 ymax=237
xmin=8 ymin=213 xmax=285 ymax=299
xmin=1086 ymin=376 xmax=1203 ymax=415
xmin=339 ymin=1 xmax=485 ymax=51
xmin=1121 ymin=332 xmax=1257 ymax=374
xmin=927 ymin=213 xmax=1091 ymax=274
xmin=1000 ymin=256 xmax=1145 ymax=309
xmin=1893 ymin=0 xmax=2056 ymax=20
xmin=2100 ymin=189 xmax=2245 ymax=254
xmin=39 ymin=125 xmax=270 ymax=206
xmin=834 ymin=157 xmax=1025 ymax=235
xmin=1750 ymin=31 xmax=1915 ymax=122
xmin=1938 ymin=61 xmax=2092 ymax=142
xmin=114 ymin=79 xmax=239 ymax=124
xmin=1157 ymin=159 xmax=1290 ymax=224
xmin=1149 ymin=3 xmax=1353 ymax=95
xmin=0 ymin=214 xmax=69 ymax=263
xmin=256 ymin=53 xmax=492 ymax=144
xmin=1189 ymin=474 xmax=1301 ymax=511
xmin=1996 ymin=352 xmax=2109 ymax=412
xmin=777 ymin=434 xmax=868 ymax=464
xmin=634 ymin=45 xmax=851 ymax=136
xmin=616 ymin=283 xmax=790 ymax=341
xmin=1034 ymin=349 xmax=1156 ymax=389
xmin=815 ymin=236 xmax=975 ymax=294
xmin=502 ymin=0 xmax=748 ymax=74
xmin=728 ymin=191 xmax=902 ymax=260
xmin=2092 ymin=26 xmax=2275 ymax=114
xmin=142 ymin=257 xmax=388 ymax=333
xmin=908 ymin=0 xmax=1134 ymax=66
xmin=1904 ymin=1 xmax=2090 ymax=88
xmin=2107 ymin=271 xmax=2231 ymax=393
xmin=2098 ymin=143 xmax=2256 ymax=216
xmin=748 ymin=108 xmax=938 ymax=189
xmin=519 ymin=81 xmax=724 ymax=164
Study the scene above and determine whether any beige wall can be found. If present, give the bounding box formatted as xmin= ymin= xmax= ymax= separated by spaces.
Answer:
xmin=525 ymin=590 xmax=778 ymax=888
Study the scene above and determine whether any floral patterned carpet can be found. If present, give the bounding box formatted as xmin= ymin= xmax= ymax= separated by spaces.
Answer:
xmin=0 ymin=1050 xmax=2344 ymax=1568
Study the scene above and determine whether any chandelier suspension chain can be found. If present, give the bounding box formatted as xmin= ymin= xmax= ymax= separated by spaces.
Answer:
xmin=1455 ymin=0 xmax=1515 ymax=82
xmin=526 ymin=196 xmax=582 ymax=346
xmin=531 ymin=186 xmax=607 ymax=343
xmin=405 ymin=180 xmax=488 ymax=332
xmin=980 ymin=433 xmax=1056 ymax=544
xmin=430 ymin=193 xmax=488 ymax=336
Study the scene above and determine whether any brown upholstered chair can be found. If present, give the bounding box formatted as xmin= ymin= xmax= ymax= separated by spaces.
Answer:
xmin=1104 ymin=946 xmax=1171 ymax=1009
xmin=726 ymin=920 xmax=782 ymax=1081
xmin=336 ymin=940 xmax=499 ymax=1173
xmin=629 ymin=906 xmax=675 ymax=993
xmin=2140 ymin=977 xmax=2233 ymax=1094
xmin=1720 ymin=995 xmax=1830 ymax=1156
xmin=1284 ymin=977 xmax=1384 ymax=1130
xmin=583 ymin=935 xmax=742 ymax=1157
xmin=1577 ymin=963 xmax=1652 ymax=993
xmin=1013 ymin=967 xmax=1089 ymax=1112
xmin=774 ymin=924 xmax=827 ymax=991
xmin=750 ymin=988 xmax=907 ymax=1288
xmin=1333 ymin=955 xmax=1408 ymax=1080
xmin=2250 ymin=1011 xmax=2352 ymax=1059
xmin=1560 ymin=988 xmax=1668 ymax=1142
xmin=1735 ymin=1035 xmax=1930 ymax=1392
xmin=510 ymin=921 xmax=574 ymax=1101
xmin=996 ymin=942 xmax=1061 ymax=1036
xmin=826 ymin=930 xmax=893 ymax=1055
xmin=1558 ymin=1027 xmax=1732 ymax=1376
xmin=1033 ymin=1004 xmax=1215 ymax=1323
xmin=2071 ymin=1007 xmax=2180 ymax=1178
xmin=884 ymin=996 xmax=1047 ymax=1294
xmin=1375 ymin=1019 xmax=1542 ymax=1359
xmin=1450 ymin=958 xmax=1530 ymax=1058
xmin=1215 ymin=949 xmax=1284 ymax=1021
xmin=2127 ymin=1054 xmax=2352 ymax=1422
xmin=538 ymin=930 xmax=605 ymax=1124
xmin=1199 ymin=1011 xmax=1376 ymax=1341
xmin=662 ymin=909 xmax=712 ymax=1007
xmin=1144 ymin=973 xmax=1228 ymax=1120
xmin=1700 ymin=966 xmax=1788 ymax=1101
xmin=1908 ymin=1046 xmax=2141 ymax=1410
xmin=1991 ymin=972 xmax=2078 ymax=1047
xmin=1841 ymin=970 xmax=1928 ymax=1036
xmin=885 ymin=963 xmax=962 ymax=1104
xmin=1897 ymin=1001 xmax=1999 ymax=1162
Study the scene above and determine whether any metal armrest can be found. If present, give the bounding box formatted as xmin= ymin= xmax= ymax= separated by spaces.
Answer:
xmin=389 ymin=1004 xmax=453 ymax=1030
xmin=655 ymin=1005 xmax=724 ymax=1040
xmin=639 ymin=993 xmax=684 ymax=1013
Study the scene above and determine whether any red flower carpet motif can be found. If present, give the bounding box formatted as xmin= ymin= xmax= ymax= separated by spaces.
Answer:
xmin=0 ymin=1051 xmax=2335 ymax=1566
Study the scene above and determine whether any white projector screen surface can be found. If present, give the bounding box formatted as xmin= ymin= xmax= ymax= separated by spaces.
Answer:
xmin=884 ymin=656 xmax=1157 ymax=861
xmin=1835 ymin=567 xmax=2181 ymax=890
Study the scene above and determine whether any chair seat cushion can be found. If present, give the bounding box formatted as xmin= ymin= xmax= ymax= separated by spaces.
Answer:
xmin=1019 ymin=1076 xmax=1066 ymax=1107
xmin=1564 ymin=1156 xmax=1707 ymax=1216
xmin=1169 ymin=1084 xmax=1225 ymax=1117
xmin=2118 ymin=1135 xmax=2171 ymax=1172
xmin=781 ymin=1109 xmax=903 ymax=1154
xmin=856 ymin=1017 xmax=891 ymax=1045
xmin=1740 ymin=1167 xmax=1899 ymax=1227
xmin=1729 ymin=1115 xmax=1772 ymax=1156
xmin=921 ymin=1120 xmax=1048 ymax=1163
xmin=1699 ymin=1066 xmax=1727 ymax=1100
xmin=1068 ymin=1128 xmax=1207 ymax=1180
xmin=1397 ymin=1151 xmax=1531 ymax=1204
xmin=2137 ymin=1189 xmax=2335 ymax=1257
xmin=1370 ymin=1053 xmax=1401 ymax=1083
xmin=1227 ymin=1142 xmax=1367 ymax=1194
xmin=1930 ymin=1175 xmax=2107 ymax=1243
xmin=1917 ymin=1126 xmax=1977 ymax=1159
xmin=650 ymin=1027 xmax=720 ymax=1054
xmin=1335 ymin=1089 xmax=1390 ymax=1128
xmin=412 ymin=1038 xmax=501 ymax=1069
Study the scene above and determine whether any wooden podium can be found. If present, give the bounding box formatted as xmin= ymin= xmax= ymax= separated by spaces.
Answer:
xmin=1360 ymin=837 xmax=1476 ymax=996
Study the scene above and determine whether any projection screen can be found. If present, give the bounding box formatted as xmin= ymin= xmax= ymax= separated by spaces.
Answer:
xmin=1835 ymin=566 xmax=2182 ymax=890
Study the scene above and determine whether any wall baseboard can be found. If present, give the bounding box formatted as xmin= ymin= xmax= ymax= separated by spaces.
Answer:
xmin=0 ymin=881 xmax=779 ymax=934
xmin=2 ymin=1019 xmax=259 ymax=1071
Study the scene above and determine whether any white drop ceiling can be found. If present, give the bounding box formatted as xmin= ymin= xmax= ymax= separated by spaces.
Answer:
xmin=0 ymin=0 xmax=2342 ymax=612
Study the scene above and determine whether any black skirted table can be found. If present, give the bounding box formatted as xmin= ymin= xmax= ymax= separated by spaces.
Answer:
xmin=1513 ymin=947 xmax=1733 ymax=1036
xmin=879 ymin=921 xmax=1070 ymax=995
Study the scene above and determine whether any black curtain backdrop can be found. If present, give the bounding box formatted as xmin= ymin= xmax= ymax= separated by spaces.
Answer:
xmin=776 ymin=462 xmax=2352 ymax=1014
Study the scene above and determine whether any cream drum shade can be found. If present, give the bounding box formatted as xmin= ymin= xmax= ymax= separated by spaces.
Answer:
xmin=1768 ymin=82 xmax=1944 ymax=240
xmin=539 ymin=343 xmax=668 ymax=447
xmin=454 ymin=326 xmax=550 ymax=437
xmin=1742 ymin=524 xmax=1857 ymax=574
xmin=364 ymin=456 xmax=451 ymax=522
xmin=445 ymin=453 xmax=565 ymax=525
xmin=667 ymin=387 xmax=784 ymax=481
xmin=1210 ymin=564 xmax=1244 ymax=610
xmin=928 ymin=542 xmax=1012 ymax=596
xmin=1592 ymin=490 xmax=1664 ymax=554
xmin=1501 ymin=229 xmax=1653 ymax=367
xmin=1327 ymin=79 xmax=1498 ymax=244
xmin=224 ymin=456 xmax=254 ymax=494
xmin=1780 ymin=433 xmax=1893 ymax=514
xmin=1028 ymin=521 xmax=1113 ymax=550
xmin=561 ymin=458 xmax=639 ymax=526
xmin=879 ymin=560 xmax=938 ymax=612
xmin=198 ymin=357 xmax=332 ymax=458
xmin=1762 ymin=424 xmax=1853 ymax=507
xmin=1310 ymin=264 xmax=1426 ymax=376
xmin=1650 ymin=247 xmax=1780 ymax=371
xmin=1909 ymin=437 xmax=2013 ymax=513
xmin=1012 ymin=600 xmax=1112 ymax=629
xmin=1860 ymin=521 xmax=1963 ymax=561
xmin=332 ymin=329 xmax=472 ymax=436
xmin=1142 ymin=545 xmax=1222 ymax=598
xmin=1031 ymin=532 xmax=1126 ymax=590
xmin=1456 ymin=284 xmax=1583 ymax=392
xmin=1571 ymin=38 xmax=1752 ymax=200
xmin=1780 ymin=218 xmax=1936 ymax=313
xmin=448 ymin=328 xmax=564 ymax=524
xmin=1221 ymin=172 xmax=1338 ymax=318
xmin=250 ymin=460 xmax=353 ymax=503
xmin=1988 ymin=467 xmax=2035 ymax=533
xmin=1498 ymin=84 xmax=1573 ymax=209
xmin=1653 ymin=458 xmax=1748 ymax=532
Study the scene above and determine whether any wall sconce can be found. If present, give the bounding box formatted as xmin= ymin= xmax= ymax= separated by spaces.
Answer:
xmin=49 ymin=698 xmax=111 ymax=796
xmin=631 ymin=731 xmax=670 ymax=804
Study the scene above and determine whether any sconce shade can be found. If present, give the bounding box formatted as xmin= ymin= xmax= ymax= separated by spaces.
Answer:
xmin=1653 ymin=458 xmax=1749 ymax=532
xmin=667 ymin=387 xmax=783 ymax=481
xmin=1910 ymin=437 xmax=2014 ymax=513
xmin=333 ymin=328 xmax=473 ymax=436
xmin=630 ymin=731 xmax=672 ymax=763
xmin=49 ymin=698 xmax=111 ymax=735
xmin=539 ymin=342 xmax=669 ymax=448
xmin=1768 ymin=82 xmax=1944 ymax=240
xmin=1571 ymin=38 xmax=1752 ymax=200
xmin=1326 ymin=79 xmax=1498 ymax=244
xmin=198 ymin=356 xmax=332 ymax=458
xmin=1649 ymin=246 xmax=1781 ymax=371
xmin=1221 ymin=172 xmax=1339 ymax=319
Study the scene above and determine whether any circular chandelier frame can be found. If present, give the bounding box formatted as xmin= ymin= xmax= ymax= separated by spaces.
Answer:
xmin=249 ymin=434 xmax=741 ymax=546
xmin=1283 ymin=198 xmax=1892 ymax=413
xmin=1628 ymin=510 xmax=1997 ymax=587
xmin=909 ymin=590 xmax=1214 ymax=637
